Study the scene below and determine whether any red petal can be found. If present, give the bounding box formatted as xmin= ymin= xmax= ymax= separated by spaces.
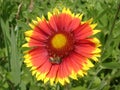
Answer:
xmin=74 ymin=24 xmax=93 ymax=40
xmin=49 ymin=15 xmax=58 ymax=32
xmin=67 ymin=18 xmax=80 ymax=32
xmin=37 ymin=60 xmax=52 ymax=74
xmin=31 ymin=29 xmax=47 ymax=41
xmin=47 ymin=64 xmax=59 ymax=78
xmin=57 ymin=63 xmax=65 ymax=78
xmin=62 ymin=58 xmax=71 ymax=77
xmin=74 ymin=40 xmax=95 ymax=58
xmin=67 ymin=53 xmax=83 ymax=72
xmin=58 ymin=14 xmax=72 ymax=31
xmin=29 ymin=38 xmax=46 ymax=47
xmin=28 ymin=29 xmax=48 ymax=47
xmin=29 ymin=48 xmax=49 ymax=68
xmin=71 ymin=52 xmax=87 ymax=64
xmin=38 ymin=20 xmax=52 ymax=35
xmin=53 ymin=58 xmax=71 ymax=79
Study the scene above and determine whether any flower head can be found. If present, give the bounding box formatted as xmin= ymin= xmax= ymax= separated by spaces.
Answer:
xmin=23 ymin=8 xmax=101 ymax=85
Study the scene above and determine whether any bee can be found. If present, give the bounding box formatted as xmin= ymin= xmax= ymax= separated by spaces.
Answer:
xmin=49 ymin=56 xmax=62 ymax=64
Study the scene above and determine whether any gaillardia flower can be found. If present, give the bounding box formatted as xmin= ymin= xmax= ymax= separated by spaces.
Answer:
xmin=23 ymin=8 xmax=101 ymax=85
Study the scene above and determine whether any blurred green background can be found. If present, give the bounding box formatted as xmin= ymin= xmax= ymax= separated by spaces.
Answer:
xmin=0 ymin=0 xmax=120 ymax=90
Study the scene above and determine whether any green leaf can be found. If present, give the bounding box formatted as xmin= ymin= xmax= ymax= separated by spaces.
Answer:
xmin=91 ymin=77 xmax=101 ymax=88
xmin=71 ymin=86 xmax=86 ymax=90
xmin=20 ymin=81 xmax=26 ymax=90
xmin=101 ymin=62 xmax=120 ymax=69
xmin=10 ymin=28 xmax=21 ymax=86
xmin=0 ymin=18 xmax=11 ymax=41
xmin=30 ymin=85 xmax=40 ymax=90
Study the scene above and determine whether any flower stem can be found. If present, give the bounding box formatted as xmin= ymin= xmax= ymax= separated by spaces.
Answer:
xmin=102 ymin=3 xmax=120 ymax=54
xmin=109 ymin=3 xmax=120 ymax=37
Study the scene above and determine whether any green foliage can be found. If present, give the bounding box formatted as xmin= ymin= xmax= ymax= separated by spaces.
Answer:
xmin=0 ymin=0 xmax=120 ymax=90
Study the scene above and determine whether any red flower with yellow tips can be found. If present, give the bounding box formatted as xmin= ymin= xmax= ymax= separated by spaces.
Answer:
xmin=23 ymin=8 xmax=101 ymax=85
